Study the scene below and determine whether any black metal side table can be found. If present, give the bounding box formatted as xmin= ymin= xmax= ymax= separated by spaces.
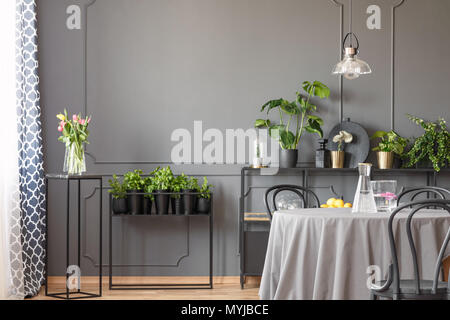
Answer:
xmin=45 ymin=174 xmax=102 ymax=299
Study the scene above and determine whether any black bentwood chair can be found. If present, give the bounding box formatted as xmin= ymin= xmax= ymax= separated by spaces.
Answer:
xmin=369 ymin=199 xmax=450 ymax=300
xmin=396 ymin=187 xmax=450 ymax=206
xmin=263 ymin=185 xmax=320 ymax=221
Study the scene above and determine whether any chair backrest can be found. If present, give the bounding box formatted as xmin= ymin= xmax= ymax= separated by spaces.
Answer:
xmin=396 ymin=187 xmax=450 ymax=206
xmin=387 ymin=199 xmax=450 ymax=295
xmin=264 ymin=184 xmax=320 ymax=220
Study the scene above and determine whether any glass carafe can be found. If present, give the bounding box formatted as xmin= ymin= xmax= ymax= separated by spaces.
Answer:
xmin=352 ymin=163 xmax=377 ymax=213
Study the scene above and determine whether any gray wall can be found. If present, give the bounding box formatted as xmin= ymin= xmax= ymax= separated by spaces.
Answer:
xmin=37 ymin=0 xmax=450 ymax=276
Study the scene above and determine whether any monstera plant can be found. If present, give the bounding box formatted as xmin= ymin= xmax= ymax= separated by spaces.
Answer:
xmin=255 ymin=81 xmax=330 ymax=167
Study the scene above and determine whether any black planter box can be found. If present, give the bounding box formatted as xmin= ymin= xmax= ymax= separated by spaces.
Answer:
xmin=171 ymin=197 xmax=184 ymax=215
xmin=127 ymin=190 xmax=143 ymax=215
xmin=112 ymin=198 xmax=128 ymax=214
xmin=155 ymin=190 xmax=170 ymax=215
xmin=197 ymin=198 xmax=211 ymax=214
xmin=143 ymin=197 xmax=153 ymax=215
xmin=182 ymin=189 xmax=196 ymax=215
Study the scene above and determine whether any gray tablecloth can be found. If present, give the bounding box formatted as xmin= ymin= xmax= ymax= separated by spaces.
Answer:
xmin=259 ymin=208 xmax=450 ymax=300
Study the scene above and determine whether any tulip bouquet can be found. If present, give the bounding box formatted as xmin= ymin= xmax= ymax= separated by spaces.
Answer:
xmin=56 ymin=109 xmax=91 ymax=175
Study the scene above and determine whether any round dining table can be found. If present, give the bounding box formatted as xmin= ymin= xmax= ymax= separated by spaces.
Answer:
xmin=259 ymin=208 xmax=450 ymax=300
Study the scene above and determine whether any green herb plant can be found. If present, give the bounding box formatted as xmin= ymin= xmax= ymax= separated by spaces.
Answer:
xmin=142 ymin=168 xmax=159 ymax=201
xmin=171 ymin=174 xmax=188 ymax=199
xmin=124 ymin=169 xmax=144 ymax=191
xmin=185 ymin=176 xmax=199 ymax=192
xmin=108 ymin=174 xmax=127 ymax=199
xmin=152 ymin=166 xmax=174 ymax=191
xmin=199 ymin=177 xmax=213 ymax=199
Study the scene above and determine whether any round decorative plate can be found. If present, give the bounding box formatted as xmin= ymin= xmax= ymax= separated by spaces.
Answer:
xmin=327 ymin=119 xmax=370 ymax=168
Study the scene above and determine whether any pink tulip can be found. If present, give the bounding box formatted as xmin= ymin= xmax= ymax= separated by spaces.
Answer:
xmin=72 ymin=114 xmax=78 ymax=122
xmin=80 ymin=119 xmax=86 ymax=125
xmin=87 ymin=117 xmax=91 ymax=124
xmin=58 ymin=126 xmax=63 ymax=132
xmin=60 ymin=120 xmax=65 ymax=127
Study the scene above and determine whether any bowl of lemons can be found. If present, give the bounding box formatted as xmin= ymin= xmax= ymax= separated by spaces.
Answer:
xmin=320 ymin=198 xmax=352 ymax=209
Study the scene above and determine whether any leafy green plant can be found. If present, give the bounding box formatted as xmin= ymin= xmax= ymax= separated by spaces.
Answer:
xmin=255 ymin=81 xmax=330 ymax=150
xmin=371 ymin=130 xmax=408 ymax=155
xmin=124 ymin=169 xmax=144 ymax=191
xmin=171 ymin=174 xmax=188 ymax=198
xmin=185 ymin=176 xmax=199 ymax=191
xmin=152 ymin=166 xmax=174 ymax=191
xmin=142 ymin=168 xmax=159 ymax=200
xmin=108 ymin=174 xmax=127 ymax=199
xmin=199 ymin=177 xmax=213 ymax=199
xmin=403 ymin=115 xmax=450 ymax=172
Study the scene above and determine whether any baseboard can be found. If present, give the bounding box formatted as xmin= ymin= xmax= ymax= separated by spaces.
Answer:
xmin=47 ymin=276 xmax=261 ymax=286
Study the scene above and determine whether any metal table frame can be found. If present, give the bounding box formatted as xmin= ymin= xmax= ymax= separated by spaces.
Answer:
xmin=239 ymin=167 xmax=448 ymax=289
xmin=109 ymin=192 xmax=213 ymax=290
xmin=45 ymin=174 xmax=103 ymax=300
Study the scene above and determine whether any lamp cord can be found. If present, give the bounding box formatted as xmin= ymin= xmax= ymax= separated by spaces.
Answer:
xmin=349 ymin=0 xmax=353 ymax=47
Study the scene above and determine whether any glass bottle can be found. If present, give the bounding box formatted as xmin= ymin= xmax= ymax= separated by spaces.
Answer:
xmin=315 ymin=139 xmax=330 ymax=168
xmin=252 ymin=136 xmax=264 ymax=168
xmin=352 ymin=163 xmax=377 ymax=213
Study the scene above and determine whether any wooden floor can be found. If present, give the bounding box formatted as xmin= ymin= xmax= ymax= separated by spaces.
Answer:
xmin=32 ymin=277 xmax=261 ymax=300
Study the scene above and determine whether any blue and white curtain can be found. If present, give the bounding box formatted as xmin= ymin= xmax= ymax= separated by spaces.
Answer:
xmin=0 ymin=0 xmax=45 ymax=299
xmin=16 ymin=0 xmax=45 ymax=297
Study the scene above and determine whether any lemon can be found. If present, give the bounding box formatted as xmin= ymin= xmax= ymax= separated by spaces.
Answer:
xmin=344 ymin=203 xmax=353 ymax=208
xmin=326 ymin=198 xmax=336 ymax=206
xmin=320 ymin=204 xmax=329 ymax=208
xmin=333 ymin=199 xmax=345 ymax=208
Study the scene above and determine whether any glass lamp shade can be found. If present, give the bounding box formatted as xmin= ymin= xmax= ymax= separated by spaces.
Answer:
xmin=333 ymin=48 xmax=372 ymax=80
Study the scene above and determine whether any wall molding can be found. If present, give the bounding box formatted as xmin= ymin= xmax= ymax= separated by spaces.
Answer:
xmin=330 ymin=0 xmax=344 ymax=122
xmin=82 ymin=185 xmax=191 ymax=268
xmin=82 ymin=0 xmax=347 ymax=165
xmin=331 ymin=0 xmax=406 ymax=130
xmin=391 ymin=0 xmax=406 ymax=131
xmin=80 ymin=0 xmax=406 ymax=164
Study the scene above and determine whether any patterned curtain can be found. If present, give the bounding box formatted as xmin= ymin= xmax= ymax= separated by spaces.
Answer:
xmin=16 ymin=0 xmax=45 ymax=297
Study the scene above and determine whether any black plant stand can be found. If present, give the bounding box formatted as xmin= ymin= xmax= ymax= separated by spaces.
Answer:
xmin=45 ymin=174 xmax=102 ymax=299
xmin=109 ymin=192 xmax=213 ymax=290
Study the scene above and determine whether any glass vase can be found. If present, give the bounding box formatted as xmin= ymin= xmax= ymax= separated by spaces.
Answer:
xmin=352 ymin=163 xmax=377 ymax=213
xmin=63 ymin=142 xmax=86 ymax=175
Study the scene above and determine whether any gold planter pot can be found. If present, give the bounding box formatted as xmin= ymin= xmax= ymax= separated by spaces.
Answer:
xmin=377 ymin=151 xmax=394 ymax=169
xmin=331 ymin=151 xmax=345 ymax=168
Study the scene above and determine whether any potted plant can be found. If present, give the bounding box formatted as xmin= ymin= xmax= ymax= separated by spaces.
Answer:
xmin=142 ymin=175 xmax=155 ymax=215
xmin=331 ymin=131 xmax=353 ymax=168
xmin=403 ymin=115 xmax=450 ymax=172
xmin=152 ymin=166 xmax=174 ymax=215
xmin=183 ymin=176 xmax=199 ymax=215
xmin=124 ymin=169 xmax=144 ymax=215
xmin=197 ymin=177 xmax=213 ymax=214
xmin=108 ymin=174 xmax=128 ymax=214
xmin=170 ymin=174 xmax=188 ymax=215
xmin=255 ymin=81 xmax=330 ymax=168
xmin=371 ymin=130 xmax=408 ymax=169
